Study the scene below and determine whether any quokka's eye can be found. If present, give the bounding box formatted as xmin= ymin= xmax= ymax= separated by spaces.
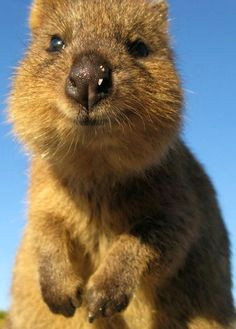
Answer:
xmin=127 ymin=40 xmax=150 ymax=58
xmin=48 ymin=35 xmax=65 ymax=52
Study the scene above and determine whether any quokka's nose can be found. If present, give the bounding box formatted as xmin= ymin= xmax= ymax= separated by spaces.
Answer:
xmin=65 ymin=53 xmax=112 ymax=112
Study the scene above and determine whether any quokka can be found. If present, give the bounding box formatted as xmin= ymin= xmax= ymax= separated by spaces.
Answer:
xmin=6 ymin=0 xmax=235 ymax=328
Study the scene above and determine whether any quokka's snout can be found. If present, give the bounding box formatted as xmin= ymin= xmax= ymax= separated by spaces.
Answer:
xmin=65 ymin=52 xmax=113 ymax=113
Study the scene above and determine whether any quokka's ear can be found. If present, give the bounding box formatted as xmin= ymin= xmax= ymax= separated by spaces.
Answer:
xmin=149 ymin=0 xmax=169 ymax=32
xmin=149 ymin=0 xmax=167 ymax=10
xmin=30 ymin=0 xmax=59 ymax=30
xmin=30 ymin=0 xmax=44 ymax=30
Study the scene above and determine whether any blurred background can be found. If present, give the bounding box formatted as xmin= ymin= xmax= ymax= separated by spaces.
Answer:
xmin=0 ymin=0 xmax=235 ymax=311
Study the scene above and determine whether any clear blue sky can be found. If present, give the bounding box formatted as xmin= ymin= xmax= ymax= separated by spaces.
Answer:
xmin=0 ymin=1 xmax=235 ymax=311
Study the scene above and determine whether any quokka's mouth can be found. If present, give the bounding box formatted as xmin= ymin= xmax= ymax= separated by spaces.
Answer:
xmin=76 ymin=115 xmax=110 ymax=127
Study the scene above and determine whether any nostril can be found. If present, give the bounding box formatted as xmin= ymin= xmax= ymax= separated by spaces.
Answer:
xmin=97 ymin=75 xmax=112 ymax=96
xmin=69 ymin=77 xmax=77 ymax=88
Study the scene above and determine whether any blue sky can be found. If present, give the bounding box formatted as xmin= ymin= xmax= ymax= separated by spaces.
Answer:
xmin=0 ymin=0 xmax=235 ymax=311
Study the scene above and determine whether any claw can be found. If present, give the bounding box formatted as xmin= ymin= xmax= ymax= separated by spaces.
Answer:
xmin=88 ymin=305 xmax=105 ymax=323
xmin=88 ymin=312 xmax=96 ymax=323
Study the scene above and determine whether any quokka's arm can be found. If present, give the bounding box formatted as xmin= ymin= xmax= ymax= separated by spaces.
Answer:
xmin=28 ymin=213 xmax=84 ymax=317
xmin=86 ymin=211 xmax=199 ymax=322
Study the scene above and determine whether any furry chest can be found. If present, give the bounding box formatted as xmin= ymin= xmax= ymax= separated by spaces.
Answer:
xmin=69 ymin=201 xmax=123 ymax=272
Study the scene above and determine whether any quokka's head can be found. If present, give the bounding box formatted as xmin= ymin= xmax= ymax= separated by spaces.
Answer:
xmin=9 ymin=0 xmax=183 ymax=174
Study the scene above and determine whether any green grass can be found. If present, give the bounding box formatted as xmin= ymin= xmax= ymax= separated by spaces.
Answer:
xmin=0 ymin=311 xmax=7 ymax=328
xmin=0 ymin=311 xmax=6 ymax=319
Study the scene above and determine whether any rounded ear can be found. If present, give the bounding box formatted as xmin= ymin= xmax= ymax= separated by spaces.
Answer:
xmin=149 ymin=0 xmax=169 ymax=32
xmin=30 ymin=0 xmax=44 ymax=30
xmin=30 ymin=0 xmax=58 ymax=30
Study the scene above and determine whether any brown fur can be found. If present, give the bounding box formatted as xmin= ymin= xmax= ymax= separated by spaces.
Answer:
xmin=7 ymin=0 xmax=234 ymax=328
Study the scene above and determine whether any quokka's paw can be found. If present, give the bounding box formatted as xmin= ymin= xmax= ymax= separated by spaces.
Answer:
xmin=41 ymin=285 xmax=83 ymax=317
xmin=40 ymin=272 xmax=83 ymax=317
xmin=85 ymin=272 xmax=131 ymax=322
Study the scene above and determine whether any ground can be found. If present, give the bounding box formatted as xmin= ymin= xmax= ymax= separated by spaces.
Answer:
xmin=0 ymin=311 xmax=7 ymax=328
